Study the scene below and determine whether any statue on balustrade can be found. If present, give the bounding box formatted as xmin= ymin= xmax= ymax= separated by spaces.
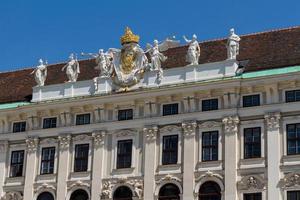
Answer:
xmin=31 ymin=58 xmax=47 ymax=87
xmin=62 ymin=53 xmax=80 ymax=82
xmin=227 ymin=28 xmax=241 ymax=60
xmin=183 ymin=34 xmax=200 ymax=65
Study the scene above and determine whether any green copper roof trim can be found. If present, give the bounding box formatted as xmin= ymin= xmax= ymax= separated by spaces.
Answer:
xmin=240 ymin=65 xmax=300 ymax=79
xmin=0 ymin=102 xmax=31 ymax=110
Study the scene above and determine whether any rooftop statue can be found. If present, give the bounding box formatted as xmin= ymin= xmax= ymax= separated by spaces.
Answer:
xmin=81 ymin=49 xmax=113 ymax=78
xmin=227 ymin=28 xmax=241 ymax=60
xmin=62 ymin=53 xmax=80 ymax=82
xmin=183 ymin=34 xmax=200 ymax=65
xmin=31 ymin=59 xmax=47 ymax=87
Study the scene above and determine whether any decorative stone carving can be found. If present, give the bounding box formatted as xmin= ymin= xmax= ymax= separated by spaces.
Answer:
xmin=198 ymin=121 xmax=221 ymax=129
xmin=237 ymin=175 xmax=266 ymax=190
xmin=264 ymin=112 xmax=281 ymax=130
xmin=227 ymin=28 xmax=241 ymax=60
xmin=34 ymin=183 xmax=56 ymax=194
xmin=156 ymin=174 xmax=182 ymax=185
xmin=195 ymin=170 xmax=223 ymax=181
xmin=115 ymin=129 xmax=135 ymax=138
xmin=72 ymin=134 xmax=91 ymax=142
xmin=101 ymin=178 xmax=144 ymax=199
xmin=26 ymin=137 xmax=39 ymax=153
xmin=1 ymin=192 xmax=23 ymax=200
xmin=40 ymin=138 xmax=57 ymax=145
xmin=31 ymin=59 xmax=47 ymax=87
xmin=143 ymin=126 xmax=158 ymax=142
xmin=222 ymin=115 xmax=239 ymax=134
xmin=92 ymin=130 xmax=106 ymax=146
xmin=62 ymin=53 xmax=80 ymax=82
xmin=183 ymin=34 xmax=200 ymax=65
xmin=67 ymin=180 xmax=90 ymax=191
xmin=280 ymin=173 xmax=300 ymax=188
xmin=58 ymin=135 xmax=71 ymax=150
xmin=160 ymin=125 xmax=181 ymax=134
xmin=182 ymin=121 xmax=197 ymax=137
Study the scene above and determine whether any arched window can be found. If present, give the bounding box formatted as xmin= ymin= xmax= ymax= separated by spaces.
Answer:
xmin=199 ymin=181 xmax=221 ymax=200
xmin=158 ymin=183 xmax=180 ymax=200
xmin=113 ymin=186 xmax=133 ymax=200
xmin=70 ymin=189 xmax=89 ymax=200
xmin=37 ymin=192 xmax=54 ymax=200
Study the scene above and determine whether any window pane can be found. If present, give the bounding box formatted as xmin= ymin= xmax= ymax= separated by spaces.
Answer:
xmin=244 ymin=127 xmax=261 ymax=159
xmin=243 ymin=94 xmax=260 ymax=107
xmin=43 ymin=118 xmax=57 ymax=129
xmin=202 ymin=131 xmax=219 ymax=162
xmin=10 ymin=150 xmax=24 ymax=177
xmin=117 ymin=140 xmax=132 ymax=169
xmin=163 ymin=103 xmax=179 ymax=116
xmin=74 ymin=144 xmax=89 ymax=172
xmin=76 ymin=114 xmax=91 ymax=125
xmin=202 ymin=98 xmax=218 ymax=111
xmin=287 ymin=124 xmax=300 ymax=155
xmin=162 ymin=135 xmax=178 ymax=165
xmin=13 ymin=122 xmax=26 ymax=133
xmin=118 ymin=109 xmax=133 ymax=121
xmin=41 ymin=147 xmax=55 ymax=174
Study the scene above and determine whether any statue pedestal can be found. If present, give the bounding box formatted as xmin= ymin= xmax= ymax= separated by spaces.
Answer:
xmin=95 ymin=77 xmax=113 ymax=94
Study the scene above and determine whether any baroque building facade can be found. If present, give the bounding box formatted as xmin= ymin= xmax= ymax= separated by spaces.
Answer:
xmin=0 ymin=26 xmax=300 ymax=200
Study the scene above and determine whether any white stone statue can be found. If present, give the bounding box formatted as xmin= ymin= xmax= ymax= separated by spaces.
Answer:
xmin=31 ymin=59 xmax=47 ymax=87
xmin=62 ymin=53 xmax=80 ymax=82
xmin=227 ymin=28 xmax=241 ymax=59
xmin=146 ymin=40 xmax=168 ymax=82
xmin=81 ymin=49 xmax=113 ymax=78
xmin=183 ymin=34 xmax=200 ymax=65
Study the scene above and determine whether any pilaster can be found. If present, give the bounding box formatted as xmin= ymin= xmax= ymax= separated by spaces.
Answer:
xmin=265 ymin=112 xmax=282 ymax=200
xmin=91 ymin=130 xmax=106 ymax=200
xmin=222 ymin=115 xmax=239 ymax=200
xmin=182 ymin=121 xmax=197 ymax=199
xmin=143 ymin=126 xmax=158 ymax=200
xmin=57 ymin=135 xmax=71 ymax=200
xmin=23 ymin=137 xmax=39 ymax=200
xmin=0 ymin=141 xmax=8 ymax=197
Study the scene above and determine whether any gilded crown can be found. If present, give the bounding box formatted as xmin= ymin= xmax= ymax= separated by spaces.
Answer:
xmin=120 ymin=27 xmax=140 ymax=45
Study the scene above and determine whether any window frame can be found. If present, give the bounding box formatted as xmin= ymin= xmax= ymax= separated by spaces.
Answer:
xmin=162 ymin=134 xmax=179 ymax=165
xmin=161 ymin=103 xmax=180 ymax=116
xmin=42 ymin=117 xmax=58 ymax=129
xmin=286 ymin=123 xmax=300 ymax=155
xmin=241 ymin=93 xmax=262 ymax=108
xmin=71 ymin=135 xmax=92 ymax=173
xmin=38 ymin=138 xmax=58 ymax=176
xmin=116 ymin=139 xmax=133 ymax=169
xmin=201 ymin=98 xmax=219 ymax=112
xmin=74 ymin=143 xmax=90 ymax=172
xmin=201 ymin=131 xmax=219 ymax=162
xmin=243 ymin=127 xmax=262 ymax=159
xmin=118 ymin=109 xmax=134 ymax=121
xmin=40 ymin=147 xmax=56 ymax=175
xmin=12 ymin=121 xmax=26 ymax=133
xmin=9 ymin=150 xmax=25 ymax=178
xmin=75 ymin=113 xmax=91 ymax=126
xmin=284 ymin=89 xmax=300 ymax=103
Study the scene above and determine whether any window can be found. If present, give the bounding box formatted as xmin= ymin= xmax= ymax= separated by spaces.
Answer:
xmin=74 ymin=144 xmax=89 ymax=172
xmin=116 ymin=140 xmax=132 ymax=169
xmin=43 ymin=117 xmax=57 ymax=129
xmin=162 ymin=135 xmax=178 ymax=165
xmin=287 ymin=191 xmax=300 ymax=200
xmin=118 ymin=109 xmax=133 ymax=121
xmin=287 ymin=123 xmax=300 ymax=155
xmin=10 ymin=150 xmax=24 ymax=177
xmin=244 ymin=127 xmax=261 ymax=159
xmin=202 ymin=98 xmax=218 ymax=111
xmin=162 ymin=103 xmax=179 ymax=116
xmin=158 ymin=184 xmax=180 ymax=200
xmin=40 ymin=147 xmax=55 ymax=175
xmin=37 ymin=192 xmax=55 ymax=200
xmin=244 ymin=193 xmax=262 ymax=200
xmin=286 ymin=90 xmax=300 ymax=102
xmin=12 ymin=122 xmax=26 ymax=133
xmin=199 ymin=181 xmax=221 ymax=200
xmin=70 ymin=189 xmax=89 ymax=200
xmin=76 ymin=114 xmax=90 ymax=125
xmin=113 ymin=186 xmax=133 ymax=200
xmin=202 ymin=131 xmax=218 ymax=161
xmin=243 ymin=94 xmax=260 ymax=107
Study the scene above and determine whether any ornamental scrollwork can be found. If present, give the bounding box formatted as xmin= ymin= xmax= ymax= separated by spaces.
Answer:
xmin=156 ymin=174 xmax=182 ymax=185
xmin=280 ymin=173 xmax=300 ymax=188
xmin=143 ymin=126 xmax=158 ymax=142
xmin=222 ymin=115 xmax=239 ymax=134
xmin=34 ymin=183 xmax=56 ymax=194
xmin=182 ymin=121 xmax=197 ymax=137
xmin=92 ymin=130 xmax=106 ymax=146
xmin=198 ymin=121 xmax=221 ymax=129
xmin=26 ymin=137 xmax=39 ymax=153
xmin=1 ymin=192 xmax=23 ymax=200
xmin=264 ymin=112 xmax=281 ymax=130
xmin=58 ymin=135 xmax=71 ymax=150
xmin=237 ymin=175 xmax=266 ymax=190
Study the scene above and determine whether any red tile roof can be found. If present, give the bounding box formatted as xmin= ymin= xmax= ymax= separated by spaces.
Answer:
xmin=1 ymin=26 xmax=300 ymax=104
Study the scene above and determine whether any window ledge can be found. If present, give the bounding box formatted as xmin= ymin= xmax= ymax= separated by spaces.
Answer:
xmin=282 ymin=154 xmax=300 ymax=166
xmin=5 ymin=176 xmax=25 ymax=186
xmin=239 ymin=158 xmax=265 ymax=169
xmin=157 ymin=164 xmax=181 ymax=174
xmin=112 ymin=167 xmax=135 ymax=175
xmin=69 ymin=171 xmax=91 ymax=180
xmin=196 ymin=160 xmax=222 ymax=171
xmin=36 ymin=173 xmax=57 ymax=182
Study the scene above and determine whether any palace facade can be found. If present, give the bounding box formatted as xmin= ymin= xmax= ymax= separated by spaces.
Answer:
xmin=0 ymin=26 xmax=300 ymax=200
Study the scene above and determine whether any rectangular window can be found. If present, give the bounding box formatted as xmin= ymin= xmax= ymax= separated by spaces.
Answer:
xmin=76 ymin=114 xmax=91 ymax=125
xmin=243 ymin=94 xmax=260 ymax=107
xmin=117 ymin=140 xmax=133 ymax=169
xmin=118 ymin=109 xmax=133 ymax=121
xmin=287 ymin=123 xmax=300 ymax=155
xmin=202 ymin=131 xmax=218 ymax=161
xmin=162 ymin=103 xmax=179 ymax=116
xmin=12 ymin=122 xmax=26 ymax=133
xmin=10 ymin=150 xmax=24 ymax=177
xmin=244 ymin=127 xmax=261 ymax=159
xmin=244 ymin=193 xmax=262 ymax=200
xmin=202 ymin=98 xmax=218 ymax=111
xmin=43 ymin=117 xmax=57 ymax=129
xmin=74 ymin=144 xmax=89 ymax=172
xmin=162 ymin=135 xmax=178 ymax=165
xmin=286 ymin=90 xmax=300 ymax=103
xmin=40 ymin=147 xmax=55 ymax=175
xmin=287 ymin=191 xmax=300 ymax=200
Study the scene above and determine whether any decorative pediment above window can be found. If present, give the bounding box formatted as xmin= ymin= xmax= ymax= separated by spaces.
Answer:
xmin=34 ymin=183 xmax=56 ymax=195
xmin=280 ymin=173 xmax=300 ymax=189
xmin=237 ymin=175 xmax=266 ymax=191
xmin=160 ymin=125 xmax=181 ymax=134
xmin=67 ymin=180 xmax=90 ymax=191
xmin=115 ymin=129 xmax=136 ymax=138
xmin=195 ymin=170 xmax=223 ymax=182
xmin=155 ymin=174 xmax=182 ymax=185
xmin=72 ymin=134 xmax=91 ymax=142
xmin=40 ymin=138 xmax=57 ymax=145
xmin=198 ymin=121 xmax=222 ymax=129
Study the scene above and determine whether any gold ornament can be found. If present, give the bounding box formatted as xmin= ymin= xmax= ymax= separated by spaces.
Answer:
xmin=120 ymin=27 xmax=140 ymax=45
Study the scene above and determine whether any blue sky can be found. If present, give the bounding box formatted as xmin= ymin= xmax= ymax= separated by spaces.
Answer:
xmin=0 ymin=0 xmax=299 ymax=72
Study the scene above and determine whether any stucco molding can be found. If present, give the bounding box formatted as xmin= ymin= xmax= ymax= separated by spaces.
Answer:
xmin=264 ymin=112 xmax=281 ymax=130
xmin=143 ymin=126 xmax=158 ymax=142
xmin=222 ymin=115 xmax=239 ymax=134
xmin=237 ymin=175 xmax=266 ymax=191
xmin=280 ymin=173 xmax=300 ymax=189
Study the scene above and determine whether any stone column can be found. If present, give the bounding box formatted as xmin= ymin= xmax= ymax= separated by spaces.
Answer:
xmin=182 ymin=122 xmax=197 ymax=199
xmin=265 ymin=112 xmax=282 ymax=200
xmin=143 ymin=126 xmax=158 ymax=200
xmin=222 ymin=116 xmax=239 ymax=200
xmin=0 ymin=141 xmax=8 ymax=197
xmin=91 ymin=131 xmax=106 ymax=200
xmin=57 ymin=135 xmax=71 ymax=200
xmin=23 ymin=137 xmax=39 ymax=200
